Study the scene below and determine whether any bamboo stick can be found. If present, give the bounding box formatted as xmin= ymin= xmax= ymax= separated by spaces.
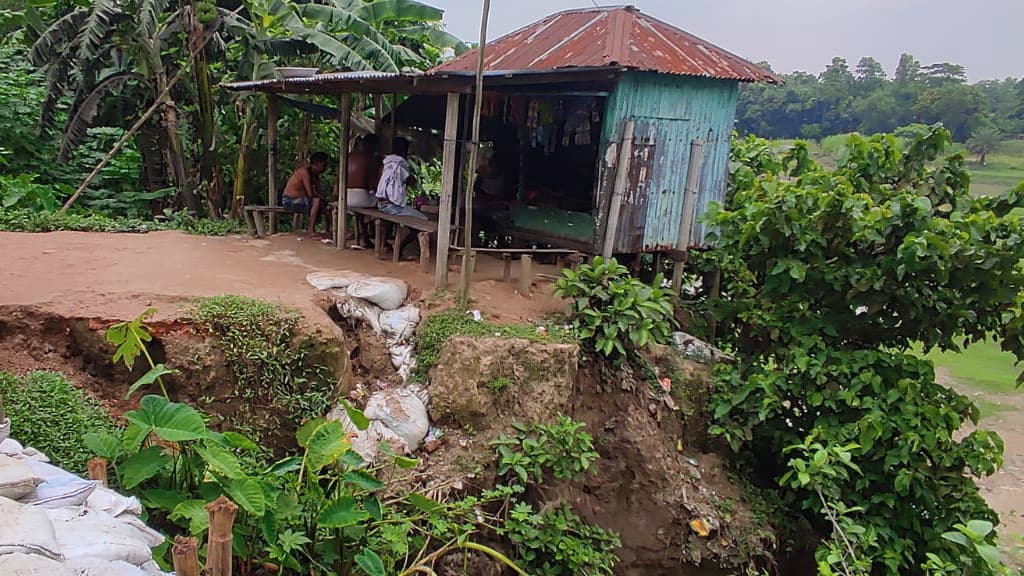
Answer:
xmin=87 ymin=458 xmax=108 ymax=487
xmin=172 ymin=536 xmax=201 ymax=576
xmin=601 ymin=119 xmax=635 ymax=259
xmin=671 ymin=139 xmax=704 ymax=296
xmin=205 ymin=496 xmax=238 ymax=576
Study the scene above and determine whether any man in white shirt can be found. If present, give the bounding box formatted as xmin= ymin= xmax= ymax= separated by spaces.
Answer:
xmin=375 ymin=138 xmax=428 ymax=220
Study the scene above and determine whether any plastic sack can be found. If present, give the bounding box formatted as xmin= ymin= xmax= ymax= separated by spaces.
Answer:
xmin=24 ymin=476 xmax=98 ymax=509
xmin=63 ymin=558 xmax=150 ymax=576
xmin=0 ymin=417 xmax=10 ymax=443
xmin=325 ymin=407 xmax=408 ymax=463
xmin=335 ymin=294 xmax=383 ymax=334
xmin=379 ymin=306 xmax=421 ymax=346
xmin=389 ymin=344 xmax=416 ymax=381
xmin=347 ymin=278 xmax=408 ymax=310
xmin=0 ymin=437 xmax=24 ymax=456
xmin=50 ymin=509 xmax=156 ymax=566
xmin=363 ymin=387 xmax=429 ymax=453
xmin=86 ymin=486 xmax=143 ymax=517
xmin=0 ymin=552 xmax=72 ymax=576
xmin=0 ymin=454 xmax=44 ymax=500
xmin=0 ymin=496 xmax=62 ymax=559
xmin=306 ymin=270 xmax=368 ymax=291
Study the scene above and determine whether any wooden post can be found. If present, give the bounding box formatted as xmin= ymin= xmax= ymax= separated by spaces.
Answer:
xmin=418 ymin=232 xmax=431 ymax=274
xmin=602 ymin=119 xmax=635 ymax=259
xmin=374 ymin=218 xmax=385 ymax=259
xmin=374 ymin=94 xmax=384 ymax=142
xmin=435 ymin=93 xmax=461 ymax=288
xmin=388 ymin=93 xmax=398 ymax=150
xmin=87 ymin=458 xmax=108 ymax=486
xmin=458 ymin=0 xmax=491 ymax=301
xmin=671 ymin=140 xmax=704 ymax=296
xmin=518 ymin=254 xmax=532 ymax=296
xmin=502 ymin=253 xmax=512 ymax=283
xmin=393 ymin=225 xmax=404 ymax=263
xmin=454 ymin=96 xmax=472 ymax=229
xmin=172 ymin=536 xmax=201 ymax=576
xmin=205 ymin=496 xmax=238 ymax=576
xmin=266 ymin=95 xmax=279 ymax=235
xmin=707 ymin=268 xmax=721 ymax=345
xmin=335 ymin=94 xmax=351 ymax=249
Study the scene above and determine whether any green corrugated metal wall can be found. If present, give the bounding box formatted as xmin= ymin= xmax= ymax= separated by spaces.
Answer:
xmin=595 ymin=72 xmax=739 ymax=252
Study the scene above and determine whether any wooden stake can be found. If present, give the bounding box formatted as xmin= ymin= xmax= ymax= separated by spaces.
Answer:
xmin=602 ymin=119 xmax=635 ymax=259
xmin=518 ymin=254 xmax=533 ymax=296
xmin=172 ymin=536 xmax=201 ymax=576
xmin=458 ymin=0 xmax=492 ymax=301
xmin=435 ymin=92 xmax=461 ymax=289
xmin=418 ymin=232 xmax=431 ymax=274
xmin=373 ymin=94 xmax=384 ymax=143
xmin=671 ymin=139 xmax=704 ymax=296
xmin=266 ymin=95 xmax=279 ymax=235
xmin=204 ymin=496 xmax=238 ymax=576
xmin=335 ymin=93 xmax=351 ymax=249
xmin=87 ymin=458 xmax=108 ymax=486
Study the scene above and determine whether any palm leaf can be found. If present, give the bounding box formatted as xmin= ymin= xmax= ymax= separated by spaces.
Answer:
xmin=39 ymin=45 xmax=80 ymax=132
xmin=287 ymin=26 xmax=375 ymax=71
xmin=349 ymin=0 xmax=444 ymax=24
xmin=76 ymin=0 xmax=121 ymax=66
xmin=392 ymin=25 xmax=468 ymax=53
xmin=29 ymin=8 xmax=88 ymax=66
xmin=295 ymin=4 xmax=416 ymax=71
xmin=58 ymin=72 xmax=144 ymax=163
xmin=136 ymin=0 xmax=169 ymax=40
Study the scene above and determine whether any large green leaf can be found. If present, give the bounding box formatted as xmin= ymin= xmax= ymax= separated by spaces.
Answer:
xmin=170 ymin=499 xmax=210 ymax=535
xmin=142 ymin=488 xmax=187 ymax=513
xmin=84 ymin=431 xmax=123 ymax=459
xmin=125 ymin=395 xmax=206 ymax=442
xmin=121 ymin=445 xmax=170 ymax=489
xmin=304 ymin=420 xmax=350 ymax=473
xmin=354 ymin=549 xmax=385 ymax=576
xmin=196 ymin=441 xmax=245 ymax=479
xmin=343 ymin=470 xmax=384 ymax=492
xmin=317 ymin=496 xmax=368 ymax=528
xmin=221 ymin=478 xmax=266 ymax=516
xmin=124 ymin=363 xmax=175 ymax=399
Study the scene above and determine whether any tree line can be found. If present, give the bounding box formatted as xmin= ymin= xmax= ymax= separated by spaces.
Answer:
xmin=737 ymin=54 xmax=1023 ymax=148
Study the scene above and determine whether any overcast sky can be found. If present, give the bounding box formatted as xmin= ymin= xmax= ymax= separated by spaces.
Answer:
xmin=428 ymin=0 xmax=1022 ymax=82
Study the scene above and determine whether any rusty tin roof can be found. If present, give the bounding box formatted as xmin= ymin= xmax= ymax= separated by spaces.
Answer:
xmin=431 ymin=5 xmax=781 ymax=84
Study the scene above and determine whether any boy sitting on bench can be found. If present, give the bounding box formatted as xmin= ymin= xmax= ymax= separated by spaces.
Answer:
xmin=283 ymin=151 xmax=330 ymax=237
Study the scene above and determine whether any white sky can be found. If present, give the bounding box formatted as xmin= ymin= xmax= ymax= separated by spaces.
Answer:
xmin=428 ymin=0 xmax=1023 ymax=82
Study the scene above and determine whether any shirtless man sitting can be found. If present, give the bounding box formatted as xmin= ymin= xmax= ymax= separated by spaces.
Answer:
xmin=282 ymin=151 xmax=329 ymax=237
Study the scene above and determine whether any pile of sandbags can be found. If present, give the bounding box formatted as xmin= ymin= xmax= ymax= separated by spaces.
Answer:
xmin=0 ymin=420 xmax=168 ymax=576
xmin=326 ymin=385 xmax=431 ymax=464
xmin=307 ymin=271 xmax=420 ymax=381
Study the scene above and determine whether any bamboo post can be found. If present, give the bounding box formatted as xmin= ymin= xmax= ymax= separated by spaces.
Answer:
xmin=389 ymin=93 xmax=398 ymax=150
xmin=518 ymin=254 xmax=532 ymax=296
xmin=671 ymin=140 xmax=704 ymax=296
xmin=418 ymin=232 xmax=431 ymax=274
xmin=374 ymin=94 xmax=384 ymax=142
xmin=87 ymin=458 xmax=108 ymax=486
xmin=458 ymin=0 xmax=492 ymax=301
xmin=266 ymin=95 xmax=279 ymax=235
xmin=435 ymin=92 xmax=461 ymax=288
xmin=335 ymin=93 xmax=351 ymax=249
xmin=601 ymin=119 xmax=635 ymax=259
xmin=205 ymin=496 xmax=238 ymax=576
xmin=172 ymin=536 xmax=201 ymax=576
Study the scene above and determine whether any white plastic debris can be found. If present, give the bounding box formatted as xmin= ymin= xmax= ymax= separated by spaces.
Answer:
xmin=671 ymin=332 xmax=736 ymax=365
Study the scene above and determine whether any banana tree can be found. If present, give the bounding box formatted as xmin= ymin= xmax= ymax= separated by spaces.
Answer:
xmin=29 ymin=0 xmax=202 ymax=212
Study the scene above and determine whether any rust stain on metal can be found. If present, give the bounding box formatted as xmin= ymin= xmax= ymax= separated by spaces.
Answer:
xmin=431 ymin=6 xmax=781 ymax=84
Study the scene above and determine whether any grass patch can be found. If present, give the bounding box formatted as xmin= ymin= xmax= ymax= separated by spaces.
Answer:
xmin=0 ymin=208 xmax=244 ymax=236
xmin=412 ymin=309 xmax=574 ymax=381
xmin=189 ymin=295 xmax=333 ymax=423
xmin=486 ymin=376 xmax=512 ymax=393
xmin=924 ymin=339 xmax=1019 ymax=395
xmin=0 ymin=371 xmax=115 ymax=474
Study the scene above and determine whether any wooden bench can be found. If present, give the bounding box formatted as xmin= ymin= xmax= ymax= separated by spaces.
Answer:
xmin=349 ymin=207 xmax=440 ymax=273
xmin=243 ymin=205 xmax=306 ymax=237
xmin=448 ymin=246 xmax=582 ymax=294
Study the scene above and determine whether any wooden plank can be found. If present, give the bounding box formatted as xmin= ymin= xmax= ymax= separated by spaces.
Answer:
xmin=448 ymin=245 xmax=580 ymax=255
xmin=267 ymin=95 xmax=279 ymax=235
xmin=602 ymin=118 xmax=635 ymax=259
xmin=243 ymin=210 xmax=256 ymax=236
xmin=435 ymin=92 xmax=460 ymax=289
xmin=349 ymin=207 xmax=439 ymax=233
xmin=518 ymin=254 xmax=532 ymax=296
xmin=672 ymin=139 xmax=704 ymax=295
xmin=336 ymin=93 xmax=351 ymax=249
xmin=253 ymin=211 xmax=266 ymax=237
xmin=418 ymin=232 xmax=431 ymax=274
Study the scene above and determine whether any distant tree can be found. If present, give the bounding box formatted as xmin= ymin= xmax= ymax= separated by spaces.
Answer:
xmin=894 ymin=53 xmax=922 ymax=84
xmin=855 ymin=56 xmax=887 ymax=93
xmin=967 ymin=124 xmax=1002 ymax=165
xmin=922 ymin=62 xmax=968 ymax=86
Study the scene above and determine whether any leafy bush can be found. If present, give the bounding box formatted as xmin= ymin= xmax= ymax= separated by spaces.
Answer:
xmin=500 ymin=502 xmax=620 ymax=576
xmin=189 ymin=296 xmax=333 ymax=422
xmin=0 ymin=174 xmax=66 ymax=211
xmin=554 ymin=257 xmax=676 ymax=358
xmin=492 ymin=416 xmax=600 ymax=484
xmin=705 ymin=126 xmax=1024 ymax=575
xmin=413 ymin=309 xmax=573 ymax=381
xmin=0 ymin=370 xmax=115 ymax=474
xmin=0 ymin=207 xmax=243 ymax=235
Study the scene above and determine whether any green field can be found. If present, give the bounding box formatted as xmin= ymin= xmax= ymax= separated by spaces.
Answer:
xmin=925 ymin=339 xmax=1020 ymax=394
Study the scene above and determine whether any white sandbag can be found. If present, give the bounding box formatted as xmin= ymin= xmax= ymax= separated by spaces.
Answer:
xmin=325 ymin=407 xmax=408 ymax=463
xmin=0 ymin=553 xmax=72 ymax=576
xmin=25 ymin=476 xmax=98 ymax=509
xmin=51 ymin=509 xmax=155 ymax=566
xmin=335 ymin=294 xmax=384 ymax=334
xmin=389 ymin=344 xmax=416 ymax=381
xmin=306 ymin=270 xmax=368 ymax=291
xmin=379 ymin=306 xmax=421 ymax=345
xmin=0 ymin=496 xmax=62 ymax=559
xmin=139 ymin=560 xmax=166 ymax=575
xmin=86 ymin=486 xmax=143 ymax=517
xmin=347 ymin=277 xmax=408 ymax=310
xmin=0 ymin=454 xmax=44 ymax=500
xmin=63 ymin=557 xmax=149 ymax=576
xmin=20 ymin=458 xmax=80 ymax=484
xmin=0 ymin=437 xmax=24 ymax=456
xmin=0 ymin=417 xmax=10 ymax=443
xmin=20 ymin=447 xmax=49 ymax=462
xmin=363 ymin=388 xmax=429 ymax=453
xmin=114 ymin=513 xmax=166 ymax=548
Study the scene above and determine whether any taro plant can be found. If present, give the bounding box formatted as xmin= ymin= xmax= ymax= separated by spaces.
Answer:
xmin=554 ymin=257 xmax=677 ymax=358
xmin=106 ymin=307 xmax=174 ymax=398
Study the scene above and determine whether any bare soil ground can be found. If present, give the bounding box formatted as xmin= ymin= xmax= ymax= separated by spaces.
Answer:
xmin=0 ymin=230 xmax=567 ymax=328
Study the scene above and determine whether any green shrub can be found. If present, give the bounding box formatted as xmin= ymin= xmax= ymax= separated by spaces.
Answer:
xmin=0 ymin=207 xmax=242 ymax=235
xmin=0 ymin=371 xmax=115 ymax=474
xmin=500 ymin=502 xmax=620 ymax=576
xmin=491 ymin=416 xmax=600 ymax=485
xmin=554 ymin=257 xmax=677 ymax=358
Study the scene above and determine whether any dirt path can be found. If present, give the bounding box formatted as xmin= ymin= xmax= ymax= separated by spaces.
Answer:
xmin=938 ymin=368 xmax=1024 ymax=565
xmin=0 ymin=230 xmax=566 ymax=328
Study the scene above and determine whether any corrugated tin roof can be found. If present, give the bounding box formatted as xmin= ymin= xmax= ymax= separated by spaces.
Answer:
xmin=430 ymin=5 xmax=782 ymax=84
